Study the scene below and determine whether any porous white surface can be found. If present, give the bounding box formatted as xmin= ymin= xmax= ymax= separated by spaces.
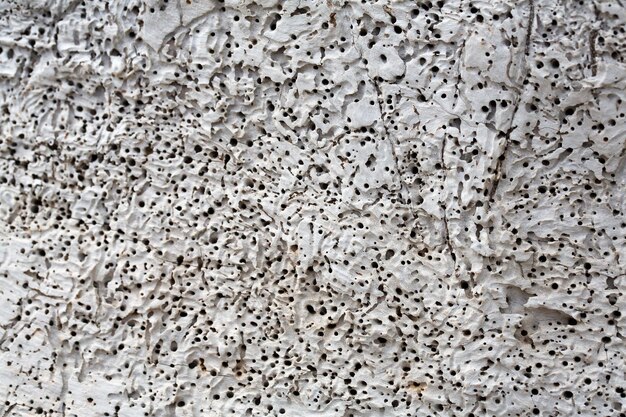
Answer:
xmin=0 ymin=0 xmax=625 ymax=416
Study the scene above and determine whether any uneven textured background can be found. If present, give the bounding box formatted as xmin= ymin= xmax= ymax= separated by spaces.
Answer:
xmin=1 ymin=0 xmax=625 ymax=416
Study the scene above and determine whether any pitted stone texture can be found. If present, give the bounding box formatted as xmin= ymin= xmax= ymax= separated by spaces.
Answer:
xmin=0 ymin=0 xmax=625 ymax=416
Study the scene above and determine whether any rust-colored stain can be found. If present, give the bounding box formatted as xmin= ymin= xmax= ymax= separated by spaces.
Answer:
xmin=407 ymin=382 xmax=427 ymax=394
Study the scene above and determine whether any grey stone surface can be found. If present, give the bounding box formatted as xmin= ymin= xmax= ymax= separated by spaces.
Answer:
xmin=0 ymin=0 xmax=625 ymax=416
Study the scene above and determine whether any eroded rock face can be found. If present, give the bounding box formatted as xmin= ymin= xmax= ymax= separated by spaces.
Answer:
xmin=0 ymin=0 xmax=625 ymax=416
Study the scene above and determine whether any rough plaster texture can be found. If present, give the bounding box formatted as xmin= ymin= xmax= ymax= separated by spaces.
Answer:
xmin=0 ymin=0 xmax=626 ymax=416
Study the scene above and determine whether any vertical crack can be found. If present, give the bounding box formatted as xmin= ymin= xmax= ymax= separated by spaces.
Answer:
xmin=589 ymin=29 xmax=598 ymax=76
xmin=524 ymin=0 xmax=535 ymax=58
xmin=441 ymin=204 xmax=458 ymax=278
xmin=486 ymin=0 xmax=534 ymax=207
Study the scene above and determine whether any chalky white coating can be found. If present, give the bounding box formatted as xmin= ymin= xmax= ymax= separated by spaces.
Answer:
xmin=0 ymin=0 xmax=625 ymax=416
